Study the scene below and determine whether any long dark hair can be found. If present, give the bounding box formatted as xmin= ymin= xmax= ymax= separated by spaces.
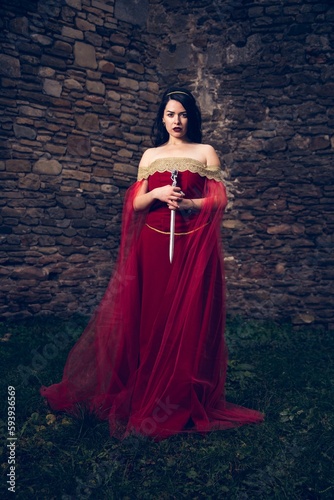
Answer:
xmin=151 ymin=87 xmax=202 ymax=147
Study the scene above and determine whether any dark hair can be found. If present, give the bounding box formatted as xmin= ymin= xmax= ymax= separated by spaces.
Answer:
xmin=151 ymin=87 xmax=202 ymax=147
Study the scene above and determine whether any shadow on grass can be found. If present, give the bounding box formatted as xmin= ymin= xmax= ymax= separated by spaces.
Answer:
xmin=0 ymin=315 xmax=333 ymax=499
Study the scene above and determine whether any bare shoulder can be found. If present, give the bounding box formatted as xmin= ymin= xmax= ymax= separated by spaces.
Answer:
xmin=198 ymin=144 xmax=221 ymax=167
xmin=138 ymin=147 xmax=157 ymax=168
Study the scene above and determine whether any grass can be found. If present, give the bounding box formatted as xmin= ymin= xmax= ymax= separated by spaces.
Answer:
xmin=0 ymin=315 xmax=333 ymax=499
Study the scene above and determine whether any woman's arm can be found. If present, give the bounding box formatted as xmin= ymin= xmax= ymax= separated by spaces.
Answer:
xmin=133 ymin=181 xmax=184 ymax=212
xmin=173 ymin=145 xmax=224 ymax=212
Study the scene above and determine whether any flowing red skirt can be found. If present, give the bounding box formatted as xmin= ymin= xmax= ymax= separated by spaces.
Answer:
xmin=40 ymin=171 xmax=264 ymax=440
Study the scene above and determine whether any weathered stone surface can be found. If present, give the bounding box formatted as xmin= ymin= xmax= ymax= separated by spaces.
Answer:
xmin=33 ymin=159 xmax=62 ymax=175
xmin=19 ymin=106 xmax=45 ymax=117
xmin=13 ymin=124 xmax=37 ymax=140
xmin=43 ymin=79 xmax=63 ymax=97
xmin=57 ymin=195 xmax=85 ymax=210
xmin=9 ymin=16 xmax=29 ymax=36
xmin=99 ymin=61 xmax=115 ymax=74
xmin=64 ymin=78 xmax=83 ymax=91
xmin=54 ymin=41 xmax=73 ymax=55
xmin=6 ymin=160 xmax=31 ymax=173
xmin=118 ymin=77 xmax=139 ymax=91
xmin=0 ymin=54 xmax=21 ymax=77
xmin=92 ymin=0 xmax=114 ymax=14
xmin=31 ymin=34 xmax=53 ymax=46
xmin=41 ymin=54 xmax=67 ymax=69
xmin=65 ymin=0 xmax=82 ymax=9
xmin=74 ymin=41 xmax=97 ymax=69
xmin=76 ymin=18 xmax=95 ymax=31
xmin=11 ymin=266 xmax=49 ymax=280
xmin=62 ymin=26 xmax=84 ymax=40
xmin=67 ymin=134 xmax=91 ymax=157
xmin=39 ymin=67 xmax=56 ymax=78
xmin=62 ymin=169 xmax=91 ymax=181
xmin=114 ymin=0 xmax=149 ymax=26
xmin=86 ymin=80 xmax=105 ymax=95
xmin=75 ymin=113 xmax=100 ymax=131
xmin=18 ymin=174 xmax=41 ymax=191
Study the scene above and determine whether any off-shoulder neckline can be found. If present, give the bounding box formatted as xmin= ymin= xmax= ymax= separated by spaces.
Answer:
xmin=137 ymin=157 xmax=223 ymax=182
xmin=147 ymin=157 xmax=209 ymax=168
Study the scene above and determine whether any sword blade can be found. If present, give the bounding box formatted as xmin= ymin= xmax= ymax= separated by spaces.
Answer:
xmin=169 ymin=209 xmax=175 ymax=263
xmin=169 ymin=169 xmax=178 ymax=263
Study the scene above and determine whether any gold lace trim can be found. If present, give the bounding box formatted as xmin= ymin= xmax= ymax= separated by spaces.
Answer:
xmin=145 ymin=222 xmax=210 ymax=236
xmin=137 ymin=157 xmax=223 ymax=182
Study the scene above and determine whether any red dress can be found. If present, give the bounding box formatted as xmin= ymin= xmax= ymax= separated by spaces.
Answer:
xmin=40 ymin=158 xmax=263 ymax=440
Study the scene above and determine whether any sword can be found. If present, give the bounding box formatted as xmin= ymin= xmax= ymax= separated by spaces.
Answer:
xmin=169 ymin=169 xmax=178 ymax=263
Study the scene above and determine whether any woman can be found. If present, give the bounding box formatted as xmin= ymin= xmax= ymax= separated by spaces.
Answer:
xmin=41 ymin=87 xmax=264 ymax=440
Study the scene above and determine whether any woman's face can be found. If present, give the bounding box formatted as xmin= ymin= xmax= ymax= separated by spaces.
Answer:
xmin=163 ymin=99 xmax=188 ymax=140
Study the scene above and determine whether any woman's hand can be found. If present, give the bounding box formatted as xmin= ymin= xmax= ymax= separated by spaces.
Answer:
xmin=154 ymin=185 xmax=184 ymax=210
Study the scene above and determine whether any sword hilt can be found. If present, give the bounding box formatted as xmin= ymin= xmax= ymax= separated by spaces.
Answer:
xmin=171 ymin=169 xmax=178 ymax=187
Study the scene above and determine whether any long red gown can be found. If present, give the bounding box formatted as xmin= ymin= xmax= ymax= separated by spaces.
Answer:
xmin=40 ymin=158 xmax=264 ymax=440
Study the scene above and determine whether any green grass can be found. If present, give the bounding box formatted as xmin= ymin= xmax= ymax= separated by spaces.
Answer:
xmin=0 ymin=315 xmax=333 ymax=499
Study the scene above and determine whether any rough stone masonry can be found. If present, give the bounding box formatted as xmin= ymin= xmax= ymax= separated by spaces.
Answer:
xmin=0 ymin=0 xmax=333 ymax=329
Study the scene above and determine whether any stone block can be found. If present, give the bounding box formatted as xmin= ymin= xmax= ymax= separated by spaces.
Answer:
xmin=267 ymin=224 xmax=292 ymax=235
xmin=40 ymin=55 xmax=67 ymax=70
xmin=43 ymin=79 xmax=63 ymax=97
xmin=62 ymin=26 xmax=84 ymax=39
xmin=0 ymin=54 xmax=21 ymax=78
xmin=263 ymin=137 xmax=287 ymax=153
xmin=91 ymin=146 xmax=112 ymax=158
xmin=33 ymin=159 xmax=62 ymax=175
xmin=139 ymin=90 xmax=158 ymax=103
xmin=12 ymin=266 xmax=49 ymax=280
xmin=76 ymin=18 xmax=95 ymax=31
xmin=310 ymin=136 xmax=330 ymax=150
xmin=57 ymin=195 xmax=86 ymax=210
xmin=67 ymin=135 xmax=91 ymax=157
xmin=65 ymin=0 xmax=82 ymax=10
xmin=6 ymin=160 xmax=31 ymax=173
xmin=64 ymin=79 xmax=83 ymax=91
xmin=92 ymin=0 xmax=114 ymax=14
xmin=113 ymin=163 xmax=138 ymax=177
xmin=75 ymin=113 xmax=100 ymax=131
xmin=45 ymin=144 xmax=67 ymax=155
xmin=99 ymin=61 xmax=116 ymax=74
xmin=62 ymin=169 xmax=91 ymax=182
xmin=86 ymin=80 xmax=106 ymax=95
xmin=85 ymin=32 xmax=102 ymax=47
xmin=9 ymin=16 xmax=29 ymax=36
xmin=31 ymin=34 xmax=53 ymax=46
xmin=119 ymin=77 xmax=139 ymax=91
xmin=39 ymin=67 xmax=56 ymax=78
xmin=13 ymin=124 xmax=37 ymax=140
xmin=53 ymin=40 xmax=73 ymax=55
xmin=74 ymin=42 xmax=97 ymax=69
xmin=18 ymin=174 xmax=41 ymax=191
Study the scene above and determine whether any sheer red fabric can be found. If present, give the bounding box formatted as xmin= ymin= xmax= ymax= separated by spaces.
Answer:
xmin=40 ymin=167 xmax=264 ymax=440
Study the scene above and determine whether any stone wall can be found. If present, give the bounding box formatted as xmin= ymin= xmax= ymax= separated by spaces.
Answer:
xmin=0 ymin=0 xmax=158 ymax=317
xmin=148 ymin=0 xmax=334 ymax=329
xmin=1 ymin=0 xmax=334 ymax=328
